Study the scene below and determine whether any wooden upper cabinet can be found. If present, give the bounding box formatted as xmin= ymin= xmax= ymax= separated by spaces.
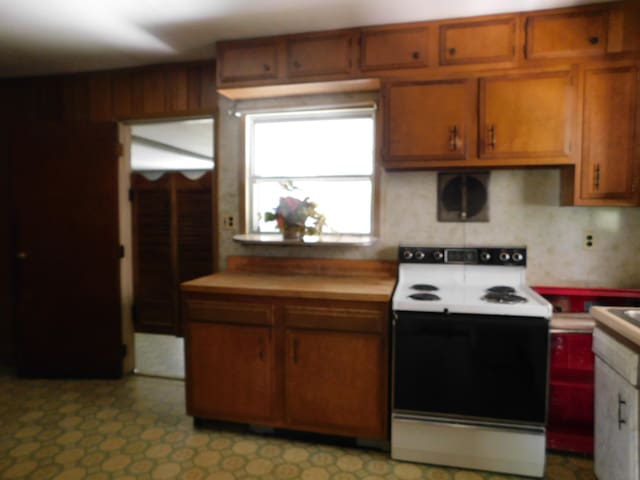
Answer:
xmin=525 ymin=8 xmax=608 ymax=59
xmin=217 ymin=40 xmax=280 ymax=84
xmin=440 ymin=18 xmax=516 ymax=65
xmin=287 ymin=32 xmax=353 ymax=78
xmin=579 ymin=65 xmax=639 ymax=204
xmin=479 ymin=71 xmax=575 ymax=161
xmin=360 ymin=26 xmax=429 ymax=71
xmin=385 ymin=79 xmax=475 ymax=164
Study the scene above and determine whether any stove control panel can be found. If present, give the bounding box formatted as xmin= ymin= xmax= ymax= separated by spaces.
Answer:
xmin=399 ymin=246 xmax=527 ymax=266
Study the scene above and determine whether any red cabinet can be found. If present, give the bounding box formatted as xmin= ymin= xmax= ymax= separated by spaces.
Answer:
xmin=548 ymin=332 xmax=594 ymax=454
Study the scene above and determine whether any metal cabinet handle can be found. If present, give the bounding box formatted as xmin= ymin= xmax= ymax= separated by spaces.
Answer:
xmin=594 ymin=163 xmax=601 ymax=191
xmin=488 ymin=125 xmax=496 ymax=150
xmin=449 ymin=125 xmax=459 ymax=151
xmin=412 ymin=51 xmax=420 ymax=60
xmin=618 ymin=394 xmax=627 ymax=430
xmin=292 ymin=60 xmax=301 ymax=68
xmin=263 ymin=64 xmax=271 ymax=72
xmin=449 ymin=47 xmax=457 ymax=56
xmin=589 ymin=36 xmax=600 ymax=45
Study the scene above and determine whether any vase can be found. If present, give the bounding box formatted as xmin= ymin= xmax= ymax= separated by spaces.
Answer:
xmin=282 ymin=223 xmax=304 ymax=241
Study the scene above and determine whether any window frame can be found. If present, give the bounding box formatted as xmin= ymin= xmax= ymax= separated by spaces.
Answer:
xmin=243 ymin=106 xmax=379 ymax=238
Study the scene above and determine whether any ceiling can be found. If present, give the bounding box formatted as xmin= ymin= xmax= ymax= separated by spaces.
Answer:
xmin=0 ymin=0 xmax=613 ymax=79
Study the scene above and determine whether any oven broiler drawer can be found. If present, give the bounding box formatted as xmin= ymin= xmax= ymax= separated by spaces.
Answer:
xmin=391 ymin=415 xmax=546 ymax=477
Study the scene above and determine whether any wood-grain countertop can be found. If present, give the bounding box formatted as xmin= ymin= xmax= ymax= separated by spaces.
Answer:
xmin=591 ymin=306 xmax=640 ymax=348
xmin=180 ymin=272 xmax=397 ymax=302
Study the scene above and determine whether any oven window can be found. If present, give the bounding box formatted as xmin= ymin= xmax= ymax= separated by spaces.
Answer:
xmin=393 ymin=312 xmax=549 ymax=424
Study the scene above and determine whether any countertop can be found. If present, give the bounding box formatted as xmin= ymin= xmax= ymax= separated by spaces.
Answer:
xmin=180 ymin=272 xmax=397 ymax=302
xmin=550 ymin=312 xmax=595 ymax=332
xmin=590 ymin=306 xmax=640 ymax=347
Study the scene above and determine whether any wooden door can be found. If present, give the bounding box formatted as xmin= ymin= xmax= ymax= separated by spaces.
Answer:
xmin=286 ymin=32 xmax=353 ymax=78
xmin=11 ymin=122 xmax=122 ymax=378
xmin=186 ymin=321 xmax=275 ymax=422
xmin=580 ymin=66 xmax=638 ymax=203
xmin=217 ymin=40 xmax=280 ymax=85
xmin=360 ymin=26 xmax=429 ymax=71
xmin=526 ymin=9 xmax=608 ymax=59
xmin=385 ymin=79 xmax=475 ymax=163
xmin=479 ymin=71 xmax=574 ymax=160
xmin=131 ymin=173 xmax=174 ymax=334
xmin=439 ymin=18 xmax=516 ymax=65
xmin=132 ymin=172 xmax=213 ymax=335
xmin=284 ymin=328 xmax=386 ymax=439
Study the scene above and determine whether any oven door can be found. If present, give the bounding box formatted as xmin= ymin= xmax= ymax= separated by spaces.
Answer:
xmin=393 ymin=311 xmax=549 ymax=425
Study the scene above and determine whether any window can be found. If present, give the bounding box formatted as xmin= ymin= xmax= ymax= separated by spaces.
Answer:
xmin=246 ymin=107 xmax=376 ymax=236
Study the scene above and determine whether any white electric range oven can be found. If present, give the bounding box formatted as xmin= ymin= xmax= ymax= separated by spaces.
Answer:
xmin=391 ymin=245 xmax=552 ymax=478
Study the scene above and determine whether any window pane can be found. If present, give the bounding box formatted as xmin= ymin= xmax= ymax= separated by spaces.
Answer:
xmin=252 ymin=116 xmax=374 ymax=177
xmin=252 ymin=180 xmax=372 ymax=235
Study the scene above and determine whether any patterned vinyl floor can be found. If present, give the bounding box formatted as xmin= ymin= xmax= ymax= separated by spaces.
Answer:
xmin=0 ymin=372 xmax=595 ymax=480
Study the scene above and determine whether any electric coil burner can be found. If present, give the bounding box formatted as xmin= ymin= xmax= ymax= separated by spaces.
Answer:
xmin=391 ymin=245 xmax=552 ymax=478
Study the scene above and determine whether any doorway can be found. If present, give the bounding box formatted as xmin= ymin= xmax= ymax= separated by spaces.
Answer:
xmin=123 ymin=118 xmax=214 ymax=379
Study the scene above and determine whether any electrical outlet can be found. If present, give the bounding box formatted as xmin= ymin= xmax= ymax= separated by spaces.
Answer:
xmin=584 ymin=232 xmax=594 ymax=249
xmin=223 ymin=215 xmax=235 ymax=230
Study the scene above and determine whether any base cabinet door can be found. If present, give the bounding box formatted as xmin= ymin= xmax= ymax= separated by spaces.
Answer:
xmin=187 ymin=321 xmax=275 ymax=422
xmin=284 ymin=328 xmax=386 ymax=439
xmin=594 ymin=357 xmax=639 ymax=480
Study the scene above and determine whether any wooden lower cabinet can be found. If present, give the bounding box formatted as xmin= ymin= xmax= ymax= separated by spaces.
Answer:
xmin=187 ymin=321 xmax=276 ymax=422
xmin=183 ymin=294 xmax=389 ymax=440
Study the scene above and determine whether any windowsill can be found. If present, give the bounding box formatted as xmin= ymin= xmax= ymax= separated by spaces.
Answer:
xmin=232 ymin=233 xmax=377 ymax=246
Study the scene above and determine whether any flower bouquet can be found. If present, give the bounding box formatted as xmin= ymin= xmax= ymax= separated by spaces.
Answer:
xmin=264 ymin=195 xmax=326 ymax=240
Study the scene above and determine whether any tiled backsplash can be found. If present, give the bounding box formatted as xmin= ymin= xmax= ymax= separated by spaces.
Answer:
xmin=218 ymin=97 xmax=640 ymax=289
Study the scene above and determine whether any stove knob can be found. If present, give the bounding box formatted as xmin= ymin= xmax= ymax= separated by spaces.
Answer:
xmin=480 ymin=252 xmax=491 ymax=262
xmin=433 ymin=250 xmax=444 ymax=261
xmin=414 ymin=250 xmax=425 ymax=261
xmin=513 ymin=252 xmax=524 ymax=263
xmin=402 ymin=250 xmax=414 ymax=260
xmin=498 ymin=252 xmax=511 ymax=262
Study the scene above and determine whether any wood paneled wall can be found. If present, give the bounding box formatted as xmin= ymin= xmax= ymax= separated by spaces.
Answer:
xmin=0 ymin=59 xmax=218 ymax=367
xmin=0 ymin=61 xmax=216 ymax=122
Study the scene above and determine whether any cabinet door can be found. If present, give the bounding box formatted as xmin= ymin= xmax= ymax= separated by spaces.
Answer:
xmin=580 ymin=66 xmax=638 ymax=203
xmin=479 ymin=71 xmax=574 ymax=160
xmin=287 ymin=32 xmax=352 ymax=78
xmin=217 ymin=40 xmax=280 ymax=84
xmin=360 ymin=26 xmax=429 ymax=71
xmin=385 ymin=79 xmax=474 ymax=164
xmin=526 ymin=9 xmax=608 ymax=59
xmin=440 ymin=18 xmax=516 ymax=65
xmin=594 ymin=358 xmax=639 ymax=480
xmin=186 ymin=321 xmax=275 ymax=422
xmin=284 ymin=328 xmax=386 ymax=438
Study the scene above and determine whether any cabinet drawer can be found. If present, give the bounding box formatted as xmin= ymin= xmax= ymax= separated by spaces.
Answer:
xmin=283 ymin=305 xmax=384 ymax=333
xmin=287 ymin=32 xmax=353 ymax=77
xmin=525 ymin=9 xmax=608 ymax=59
xmin=360 ymin=26 xmax=429 ymax=71
xmin=440 ymin=18 xmax=516 ymax=65
xmin=184 ymin=299 xmax=274 ymax=326
xmin=217 ymin=41 xmax=280 ymax=84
